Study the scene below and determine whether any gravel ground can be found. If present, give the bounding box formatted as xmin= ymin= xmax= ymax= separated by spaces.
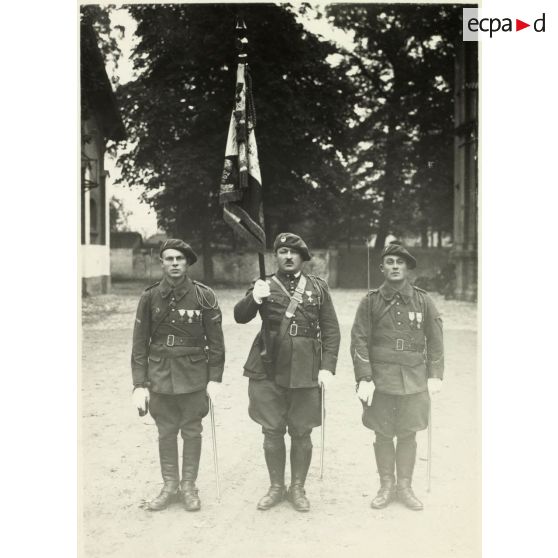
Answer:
xmin=81 ymin=282 xmax=479 ymax=558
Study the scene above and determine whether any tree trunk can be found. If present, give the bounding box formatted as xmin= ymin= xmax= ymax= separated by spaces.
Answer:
xmin=421 ymin=224 xmax=429 ymax=248
xmin=374 ymin=174 xmax=395 ymax=250
xmin=374 ymin=108 xmax=398 ymax=251
xmin=201 ymin=229 xmax=214 ymax=283
xmin=346 ymin=188 xmax=353 ymax=251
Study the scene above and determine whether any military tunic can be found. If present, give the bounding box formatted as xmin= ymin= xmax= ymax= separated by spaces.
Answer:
xmin=234 ymin=271 xmax=340 ymax=387
xmin=234 ymin=271 xmax=340 ymax=435
xmin=350 ymin=281 xmax=444 ymax=437
xmin=132 ymin=276 xmax=225 ymax=394
xmin=131 ymin=276 xmax=225 ymax=439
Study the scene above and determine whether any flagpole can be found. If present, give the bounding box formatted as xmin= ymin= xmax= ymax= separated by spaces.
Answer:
xmin=231 ymin=15 xmax=273 ymax=370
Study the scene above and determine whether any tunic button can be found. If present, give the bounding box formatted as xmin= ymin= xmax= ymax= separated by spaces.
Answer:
xmin=397 ymin=322 xmax=402 ymax=325
xmin=172 ymin=320 xmax=176 ymax=323
xmin=397 ymin=311 xmax=401 ymax=315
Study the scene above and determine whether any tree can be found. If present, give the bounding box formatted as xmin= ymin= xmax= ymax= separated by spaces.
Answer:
xmin=109 ymin=196 xmax=131 ymax=232
xmin=115 ymin=4 xmax=357 ymax=279
xmin=327 ymin=4 xmax=462 ymax=249
xmin=80 ymin=5 xmax=122 ymax=81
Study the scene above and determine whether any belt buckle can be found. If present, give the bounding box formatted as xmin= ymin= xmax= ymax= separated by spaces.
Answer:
xmin=289 ymin=323 xmax=298 ymax=336
xmin=166 ymin=334 xmax=175 ymax=347
xmin=396 ymin=338 xmax=404 ymax=351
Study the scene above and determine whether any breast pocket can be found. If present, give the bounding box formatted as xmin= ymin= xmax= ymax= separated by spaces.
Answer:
xmin=300 ymin=299 xmax=319 ymax=323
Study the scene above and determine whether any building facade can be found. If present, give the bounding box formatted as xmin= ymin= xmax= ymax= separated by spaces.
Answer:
xmin=80 ymin=18 xmax=125 ymax=295
xmin=452 ymin=41 xmax=478 ymax=301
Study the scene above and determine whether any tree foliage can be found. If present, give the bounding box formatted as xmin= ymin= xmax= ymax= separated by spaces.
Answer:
xmin=109 ymin=196 xmax=131 ymax=232
xmin=80 ymin=4 xmax=122 ymax=77
xmin=116 ymin=3 xmax=356 ymax=264
xmin=82 ymin=3 xmax=467 ymax=263
xmin=327 ymin=3 xmax=462 ymax=248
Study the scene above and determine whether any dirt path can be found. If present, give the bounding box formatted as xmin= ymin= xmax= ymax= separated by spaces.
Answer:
xmin=81 ymin=284 xmax=479 ymax=558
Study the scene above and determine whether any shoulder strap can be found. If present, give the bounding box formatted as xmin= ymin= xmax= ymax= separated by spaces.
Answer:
xmin=148 ymin=290 xmax=172 ymax=338
xmin=144 ymin=281 xmax=160 ymax=291
xmin=271 ymin=275 xmax=290 ymax=297
xmin=370 ymin=293 xmax=398 ymax=328
xmin=273 ymin=275 xmax=307 ymax=341
xmin=366 ymin=293 xmax=397 ymax=358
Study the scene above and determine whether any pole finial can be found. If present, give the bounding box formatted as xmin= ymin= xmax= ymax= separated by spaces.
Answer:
xmin=235 ymin=14 xmax=248 ymax=61
xmin=236 ymin=16 xmax=247 ymax=32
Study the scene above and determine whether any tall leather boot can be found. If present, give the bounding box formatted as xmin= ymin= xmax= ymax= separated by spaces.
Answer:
xmin=396 ymin=437 xmax=423 ymax=511
xmin=180 ymin=436 xmax=202 ymax=512
xmin=288 ymin=435 xmax=312 ymax=512
xmin=370 ymin=441 xmax=396 ymax=509
xmin=257 ymin=435 xmax=287 ymax=510
xmin=146 ymin=437 xmax=179 ymax=511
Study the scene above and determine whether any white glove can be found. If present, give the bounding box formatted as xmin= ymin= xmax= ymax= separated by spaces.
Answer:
xmin=357 ymin=381 xmax=375 ymax=406
xmin=206 ymin=381 xmax=222 ymax=403
xmin=428 ymin=378 xmax=442 ymax=396
xmin=252 ymin=279 xmax=271 ymax=304
xmin=318 ymin=369 xmax=334 ymax=389
xmin=133 ymin=387 xmax=150 ymax=415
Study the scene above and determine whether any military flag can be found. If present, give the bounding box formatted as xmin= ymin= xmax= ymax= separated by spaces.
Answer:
xmin=219 ymin=24 xmax=266 ymax=253
xmin=219 ymin=19 xmax=272 ymax=373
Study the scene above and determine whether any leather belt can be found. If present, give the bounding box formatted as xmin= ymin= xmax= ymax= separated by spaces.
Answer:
xmin=152 ymin=334 xmax=205 ymax=347
xmin=372 ymin=339 xmax=424 ymax=352
xmin=394 ymin=338 xmax=424 ymax=352
xmin=271 ymin=324 xmax=320 ymax=338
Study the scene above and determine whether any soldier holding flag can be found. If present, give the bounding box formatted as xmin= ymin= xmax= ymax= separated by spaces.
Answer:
xmin=219 ymin=21 xmax=341 ymax=511
xmin=234 ymin=233 xmax=340 ymax=512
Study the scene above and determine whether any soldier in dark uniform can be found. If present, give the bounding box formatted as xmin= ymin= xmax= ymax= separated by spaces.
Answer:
xmin=234 ymin=233 xmax=340 ymax=512
xmin=131 ymin=239 xmax=225 ymax=512
xmin=350 ymin=244 xmax=444 ymax=511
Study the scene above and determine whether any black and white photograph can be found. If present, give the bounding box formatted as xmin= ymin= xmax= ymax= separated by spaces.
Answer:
xmin=79 ymin=2 xmax=479 ymax=557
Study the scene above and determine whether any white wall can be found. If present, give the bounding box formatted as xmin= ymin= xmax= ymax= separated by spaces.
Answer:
xmin=110 ymin=248 xmax=134 ymax=278
xmin=82 ymin=244 xmax=110 ymax=278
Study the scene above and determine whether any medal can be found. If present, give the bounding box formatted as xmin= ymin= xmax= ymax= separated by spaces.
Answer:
xmin=416 ymin=312 xmax=423 ymax=329
xmin=186 ymin=310 xmax=194 ymax=323
xmin=178 ymin=309 xmax=186 ymax=318
xmin=408 ymin=311 xmax=416 ymax=329
xmin=194 ymin=310 xmax=201 ymax=320
xmin=306 ymin=290 xmax=314 ymax=303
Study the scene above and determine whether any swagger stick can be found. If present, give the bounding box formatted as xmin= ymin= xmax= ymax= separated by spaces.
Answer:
xmin=320 ymin=386 xmax=326 ymax=480
xmin=209 ymin=398 xmax=221 ymax=501
xmin=427 ymin=404 xmax=432 ymax=492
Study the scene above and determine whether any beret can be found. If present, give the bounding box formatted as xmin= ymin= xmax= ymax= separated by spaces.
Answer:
xmin=381 ymin=243 xmax=416 ymax=269
xmin=273 ymin=232 xmax=311 ymax=261
xmin=159 ymin=238 xmax=198 ymax=265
